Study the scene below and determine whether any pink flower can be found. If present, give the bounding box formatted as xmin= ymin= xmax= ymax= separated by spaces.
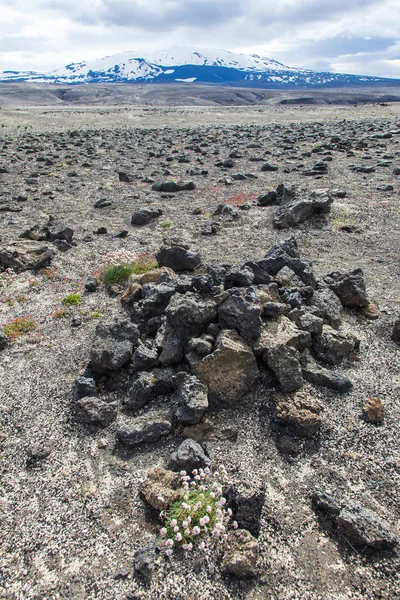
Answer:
xmin=160 ymin=527 xmax=167 ymax=537
xmin=233 ymin=521 xmax=238 ymax=529
xmin=199 ymin=541 xmax=206 ymax=551
xmin=192 ymin=526 xmax=201 ymax=536
xmin=175 ymin=532 xmax=182 ymax=542
xmin=165 ymin=548 xmax=173 ymax=557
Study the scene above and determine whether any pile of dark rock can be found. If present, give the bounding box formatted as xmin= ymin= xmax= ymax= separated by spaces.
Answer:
xmin=73 ymin=236 xmax=375 ymax=445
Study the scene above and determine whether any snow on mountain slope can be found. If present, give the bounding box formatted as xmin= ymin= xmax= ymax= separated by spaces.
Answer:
xmin=1 ymin=47 xmax=398 ymax=88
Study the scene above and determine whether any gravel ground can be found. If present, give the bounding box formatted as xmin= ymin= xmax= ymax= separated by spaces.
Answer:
xmin=0 ymin=103 xmax=400 ymax=600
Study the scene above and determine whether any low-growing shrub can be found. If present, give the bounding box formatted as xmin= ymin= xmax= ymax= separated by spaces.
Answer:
xmin=3 ymin=316 xmax=37 ymax=341
xmin=61 ymin=293 xmax=81 ymax=306
xmin=159 ymin=465 xmax=236 ymax=556
xmin=159 ymin=219 xmax=173 ymax=231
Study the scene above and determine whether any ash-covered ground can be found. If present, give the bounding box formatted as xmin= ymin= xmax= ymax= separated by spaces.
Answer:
xmin=0 ymin=103 xmax=400 ymax=600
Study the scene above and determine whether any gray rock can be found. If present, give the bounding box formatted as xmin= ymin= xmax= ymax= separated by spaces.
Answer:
xmin=0 ymin=331 xmax=9 ymax=351
xmin=219 ymin=295 xmax=262 ymax=341
xmin=261 ymin=162 xmax=279 ymax=172
xmin=76 ymin=397 xmax=118 ymax=427
xmin=165 ymin=292 xmax=217 ymax=339
xmin=225 ymin=265 xmax=254 ymax=288
xmin=312 ymin=490 xmax=343 ymax=516
xmin=274 ymin=190 xmax=333 ymax=229
xmin=117 ymin=412 xmax=172 ymax=447
xmin=157 ymin=323 xmax=184 ymax=366
xmin=274 ymin=390 xmax=322 ymax=437
xmin=266 ymin=345 xmax=304 ymax=393
xmin=302 ymin=360 xmax=353 ymax=393
xmin=311 ymin=287 xmax=343 ymax=329
xmin=156 ymin=245 xmax=201 ymax=271
xmin=141 ymin=281 xmax=177 ymax=317
xmin=0 ymin=241 xmax=54 ymax=272
xmin=131 ymin=207 xmax=163 ymax=226
xmin=391 ymin=317 xmax=400 ymax=343
xmin=134 ymin=542 xmax=156 ymax=583
xmin=188 ymin=334 xmax=214 ymax=355
xmin=152 ymin=181 xmax=195 ymax=192
xmin=132 ymin=342 xmax=159 ymax=371
xmin=326 ymin=268 xmax=369 ymax=307
xmin=171 ymin=372 xmax=208 ymax=424
xmin=313 ymin=325 xmax=359 ymax=366
xmin=73 ymin=376 xmax=97 ymax=400
xmin=84 ymin=276 xmax=98 ymax=292
xmin=288 ymin=308 xmax=324 ymax=336
xmin=125 ymin=368 xmax=175 ymax=410
xmin=90 ymin=318 xmax=140 ymax=373
xmin=257 ymin=191 xmax=278 ymax=206
xmin=169 ymin=438 xmax=211 ymax=471
xmin=253 ymin=316 xmax=312 ymax=358
xmin=191 ymin=329 xmax=259 ymax=405
xmin=259 ymin=238 xmax=316 ymax=287
xmin=225 ymin=483 xmax=265 ymax=537
xmin=45 ymin=216 xmax=74 ymax=243
xmin=221 ymin=529 xmax=259 ymax=577
xmin=338 ymin=503 xmax=398 ymax=550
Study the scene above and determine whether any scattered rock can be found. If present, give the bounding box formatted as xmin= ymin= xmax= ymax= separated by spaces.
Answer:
xmin=131 ymin=207 xmax=163 ymax=226
xmin=156 ymin=245 xmax=201 ymax=272
xmin=274 ymin=390 xmax=322 ymax=437
xmin=0 ymin=331 xmax=9 ymax=351
xmin=75 ymin=397 xmax=118 ymax=427
xmin=362 ymin=397 xmax=384 ymax=425
xmin=313 ymin=325 xmax=359 ymax=366
xmin=117 ymin=411 xmax=172 ymax=447
xmin=274 ymin=190 xmax=333 ymax=229
xmin=0 ymin=241 xmax=54 ymax=272
xmin=171 ymin=372 xmax=208 ymax=424
xmin=391 ymin=317 xmax=400 ymax=342
xmin=152 ymin=181 xmax=195 ymax=193
xmin=140 ymin=466 xmax=181 ymax=511
xmin=90 ymin=318 xmax=140 ymax=373
xmin=225 ymin=483 xmax=265 ymax=537
xmin=221 ymin=529 xmax=259 ymax=577
xmin=325 ymin=269 xmax=369 ymax=307
xmin=134 ymin=542 xmax=156 ymax=583
xmin=338 ymin=503 xmax=398 ymax=550
xmin=169 ymin=438 xmax=211 ymax=471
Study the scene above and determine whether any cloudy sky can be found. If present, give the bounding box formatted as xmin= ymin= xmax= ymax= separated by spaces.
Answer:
xmin=1 ymin=0 xmax=400 ymax=77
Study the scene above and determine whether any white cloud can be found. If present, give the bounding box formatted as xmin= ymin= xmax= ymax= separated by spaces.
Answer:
xmin=0 ymin=0 xmax=399 ymax=78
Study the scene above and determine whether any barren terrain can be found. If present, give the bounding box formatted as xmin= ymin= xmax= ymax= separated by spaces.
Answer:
xmin=0 ymin=102 xmax=400 ymax=600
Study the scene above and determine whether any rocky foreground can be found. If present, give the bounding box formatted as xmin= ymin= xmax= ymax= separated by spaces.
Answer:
xmin=0 ymin=105 xmax=400 ymax=599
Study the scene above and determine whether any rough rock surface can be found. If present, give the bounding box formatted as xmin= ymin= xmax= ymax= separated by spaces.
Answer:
xmin=221 ymin=529 xmax=259 ymax=577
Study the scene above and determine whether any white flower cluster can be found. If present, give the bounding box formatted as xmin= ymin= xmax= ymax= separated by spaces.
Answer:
xmin=103 ymin=249 xmax=138 ymax=267
xmin=159 ymin=465 xmax=238 ymax=557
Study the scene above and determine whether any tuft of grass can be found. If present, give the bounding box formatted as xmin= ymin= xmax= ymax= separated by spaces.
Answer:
xmin=101 ymin=254 xmax=158 ymax=286
xmin=3 ymin=316 xmax=37 ymax=341
xmin=101 ymin=263 xmax=135 ymax=286
xmin=159 ymin=219 xmax=173 ymax=231
xmin=53 ymin=308 xmax=69 ymax=319
xmin=61 ymin=293 xmax=81 ymax=306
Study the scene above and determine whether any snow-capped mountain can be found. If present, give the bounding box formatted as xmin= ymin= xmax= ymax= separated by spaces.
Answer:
xmin=1 ymin=47 xmax=398 ymax=88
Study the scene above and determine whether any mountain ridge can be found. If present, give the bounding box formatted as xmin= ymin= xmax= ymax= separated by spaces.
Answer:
xmin=1 ymin=47 xmax=399 ymax=88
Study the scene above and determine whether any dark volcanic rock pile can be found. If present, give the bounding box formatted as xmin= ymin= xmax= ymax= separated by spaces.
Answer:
xmin=73 ymin=237 xmax=372 ymax=445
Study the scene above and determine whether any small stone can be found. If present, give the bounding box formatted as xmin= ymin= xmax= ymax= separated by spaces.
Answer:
xmin=140 ymin=466 xmax=181 ymax=511
xmin=362 ymin=397 xmax=384 ymax=425
xmin=391 ymin=317 xmax=400 ymax=342
xmin=85 ymin=276 xmax=99 ymax=292
xmin=338 ymin=503 xmax=398 ymax=550
xmin=134 ymin=543 xmax=156 ymax=583
xmin=221 ymin=529 xmax=259 ymax=577
xmin=362 ymin=302 xmax=379 ymax=320
xmin=169 ymin=438 xmax=211 ymax=471
xmin=117 ymin=412 xmax=172 ymax=447
xmin=274 ymin=390 xmax=322 ymax=437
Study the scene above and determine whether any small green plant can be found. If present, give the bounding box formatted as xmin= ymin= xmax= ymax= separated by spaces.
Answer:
xmin=159 ymin=219 xmax=173 ymax=231
xmin=100 ymin=250 xmax=158 ymax=286
xmin=3 ymin=316 xmax=37 ymax=341
xmin=159 ymin=465 xmax=235 ymax=556
xmin=61 ymin=293 xmax=81 ymax=306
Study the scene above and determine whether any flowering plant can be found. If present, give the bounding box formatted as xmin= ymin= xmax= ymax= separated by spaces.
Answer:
xmin=159 ymin=465 xmax=237 ymax=556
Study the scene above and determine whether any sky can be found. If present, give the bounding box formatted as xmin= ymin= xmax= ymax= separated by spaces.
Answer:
xmin=1 ymin=0 xmax=400 ymax=78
